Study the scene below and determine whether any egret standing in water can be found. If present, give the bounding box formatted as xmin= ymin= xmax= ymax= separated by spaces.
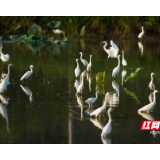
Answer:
xmin=0 ymin=46 xmax=10 ymax=62
xmin=138 ymin=26 xmax=144 ymax=39
xmin=79 ymin=52 xmax=88 ymax=67
xmin=77 ymin=73 xmax=85 ymax=94
xmin=148 ymin=72 xmax=156 ymax=91
xmin=101 ymin=107 xmax=113 ymax=138
xmin=112 ymin=55 xmax=120 ymax=77
xmin=85 ymin=91 xmax=99 ymax=107
xmin=75 ymin=59 xmax=81 ymax=78
xmin=20 ymin=65 xmax=34 ymax=82
xmin=122 ymin=51 xmax=127 ymax=67
xmin=0 ymin=64 xmax=12 ymax=93
xmin=90 ymin=92 xmax=108 ymax=117
xmin=138 ymin=90 xmax=158 ymax=113
xmin=87 ymin=55 xmax=92 ymax=72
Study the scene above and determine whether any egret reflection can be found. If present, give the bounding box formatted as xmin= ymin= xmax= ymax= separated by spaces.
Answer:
xmin=0 ymin=102 xmax=10 ymax=132
xmin=138 ymin=42 xmax=144 ymax=57
xmin=121 ymin=70 xmax=127 ymax=86
xmin=20 ymin=85 xmax=33 ymax=102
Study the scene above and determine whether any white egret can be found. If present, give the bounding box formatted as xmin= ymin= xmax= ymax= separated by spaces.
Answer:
xmin=0 ymin=102 xmax=10 ymax=132
xmin=148 ymin=72 xmax=156 ymax=91
xmin=101 ymin=41 xmax=118 ymax=58
xmin=20 ymin=65 xmax=34 ymax=81
xmin=121 ymin=70 xmax=127 ymax=86
xmin=74 ymin=59 xmax=81 ymax=78
xmin=79 ymin=52 xmax=88 ymax=67
xmin=74 ymin=79 xmax=80 ymax=90
xmin=122 ymin=51 xmax=127 ymax=67
xmin=77 ymin=73 xmax=85 ymax=94
xmin=0 ymin=94 xmax=10 ymax=105
xmin=0 ymin=73 xmax=7 ymax=82
xmin=0 ymin=46 xmax=10 ymax=62
xmin=90 ymin=92 xmax=108 ymax=117
xmin=101 ymin=107 xmax=113 ymax=138
xmin=0 ymin=64 xmax=12 ymax=93
xmin=87 ymin=55 xmax=92 ymax=72
xmin=138 ymin=90 xmax=158 ymax=113
xmin=53 ymin=29 xmax=63 ymax=34
xmin=110 ymin=40 xmax=119 ymax=53
xmin=138 ymin=26 xmax=144 ymax=39
xmin=20 ymin=85 xmax=33 ymax=102
xmin=85 ymin=91 xmax=99 ymax=107
xmin=112 ymin=55 xmax=120 ymax=77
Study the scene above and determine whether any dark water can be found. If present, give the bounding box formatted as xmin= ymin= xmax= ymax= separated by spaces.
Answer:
xmin=0 ymin=38 xmax=160 ymax=144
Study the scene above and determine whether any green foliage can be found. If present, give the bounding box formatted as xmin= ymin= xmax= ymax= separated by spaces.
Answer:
xmin=96 ymin=71 xmax=105 ymax=83
xmin=125 ymin=68 xmax=141 ymax=82
xmin=47 ymin=20 xmax=61 ymax=29
xmin=96 ymin=83 xmax=105 ymax=95
xmin=124 ymin=88 xmax=139 ymax=102
xmin=28 ymin=23 xmax=45 ymax=36
xmin=80 ymin=26 xmax=85 ymax=37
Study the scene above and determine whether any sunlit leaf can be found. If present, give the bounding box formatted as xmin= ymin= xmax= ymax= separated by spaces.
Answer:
xmin=80 ymin=26 xmax=85 ymax=37
xmin=125 ymin=68 xmax=141 ymax=82
xmin=96 ymin=71 xmax=105 ymax=83
xmin=96 ymin=83 xmax=105 ymax=95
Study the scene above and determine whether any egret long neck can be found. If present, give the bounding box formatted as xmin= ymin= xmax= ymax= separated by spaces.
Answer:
xmin=151 ymin=74 xmax=153 ymax=83
xmin=95 ymin=92 xmax=98 ymax=100
xmin=30 ymin=67 xmax=33 ymax=73
xmin=118 ymin=57 xmax=120 ymax=67
xmin=153 ymin=92 xmax=157 ymax=104
xmin=76 ymin=61 xmax=79 ymax=68
xmin=90 ymin=56 xmax=92 ymax=64
xmin=108 ymin=108 xmax=112 ymax=121
xmin=6 ymin=65 xmax=11 ymax=79
xmin=142 ymin=27 xmax=144 ymax=33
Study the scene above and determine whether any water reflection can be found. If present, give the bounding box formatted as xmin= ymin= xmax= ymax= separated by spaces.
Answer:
xmin=20 ymin=85 xmax=33 ymax=102
xmin=121 ymin=70 xmax=127 ymax=86
xmin=87 ymin=73 xmax=92 ymax=92
xmin=0 ymin=94 xmax=10 ymax=105
xmin=74 ymin=80 xmax=80 ymax=90
xmin=138 ymin=42 xmax=144 ymax=57
xmin=149 ymin=92 xmax=154 ymax=103
xmin=138 ymin=112 xmax=157 ymax=138
xmin=124 ymin=88 xmax=140 ymax=104
xmin=76 ymin=94 xmax=84 ymax=120
xmin=0 ymin=102 xmax=10 ymax=132
xmin=112 ymin=81 xmax=119 ymax=97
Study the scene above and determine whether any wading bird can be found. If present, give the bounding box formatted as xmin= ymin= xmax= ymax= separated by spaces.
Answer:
xmin=0 ymin=64 xmax=12 ymax=93
xmin=148 ymin=72 xmax=156 ymax=91
xmin=77 ymin=73 xmax=85 ymax=94
xmin=138 ymin=90 xmax=158 ymax=113
xmin=138 ymin=26 xmax=144 ymax=39
xmin=122 ymin=51 xmax=127 ymax=67
xmin=0 ymin=46 xmax=10 ymax=62
xmin=79 ymin=52 xmax=88 ymax=67
xmin=85 ymin=91 xmax=99 ymax=107
xmin=75 ymin=59 xmax=81 ymax=78
xmin=20 ymin=65 xmax=34 ymax=82
xmin=112 ymin=55 xmax=120 ymax=77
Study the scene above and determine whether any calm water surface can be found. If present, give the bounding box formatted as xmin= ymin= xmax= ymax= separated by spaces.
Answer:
xmin=0 ymin=38 xmax=160 ymax=144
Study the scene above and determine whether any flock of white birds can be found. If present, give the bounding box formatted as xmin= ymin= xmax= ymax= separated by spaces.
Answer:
xmin=0 ymin=26 xmax=157 ymax=141
xmin=74 ymin=26 xmax=159 ymax=141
